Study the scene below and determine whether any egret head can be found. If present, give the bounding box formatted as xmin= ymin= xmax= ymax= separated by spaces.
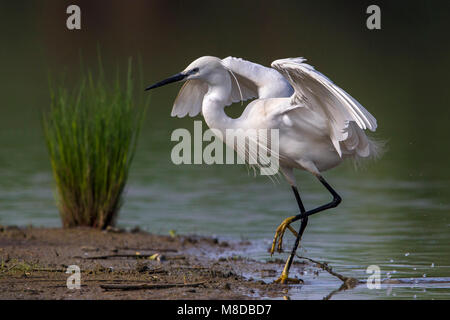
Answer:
xmin=145 ymin=56 xmax=225 ymax=91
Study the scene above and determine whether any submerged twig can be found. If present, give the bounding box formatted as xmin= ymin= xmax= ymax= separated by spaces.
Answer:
xmin=297 ymin=255 xmax=360 ymax=300
xmin=297 ymin=255 xmax=359 ymax=286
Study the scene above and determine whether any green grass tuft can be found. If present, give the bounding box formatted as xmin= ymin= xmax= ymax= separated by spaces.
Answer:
xmin=43 ymin=58 xmax=146 ymax=229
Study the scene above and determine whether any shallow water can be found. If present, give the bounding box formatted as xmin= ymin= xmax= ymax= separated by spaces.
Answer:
xmin=1 ymin=1 xmax=450 ymax=300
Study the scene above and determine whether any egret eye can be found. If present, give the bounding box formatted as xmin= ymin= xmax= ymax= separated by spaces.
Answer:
xmin=191 ymin=67 xmax=199 ymax=73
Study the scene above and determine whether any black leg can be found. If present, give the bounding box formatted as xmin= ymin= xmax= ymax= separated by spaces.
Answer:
xmin=277 ymin=175 xmax=341 ymax=282
xmin=292 ymin=186 xmax=306 ymax=213
xmin=290 ymin=175 xmax=342 ymax=223
xmin=283 ymin=186 xmax=308 ymax=274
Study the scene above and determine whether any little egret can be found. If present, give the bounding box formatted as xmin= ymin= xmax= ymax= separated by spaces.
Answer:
xmin=146 ymin=56 xmax=379 ymax=283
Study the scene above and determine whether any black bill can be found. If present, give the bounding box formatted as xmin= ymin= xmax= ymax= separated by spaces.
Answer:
xmin=145 ymin=72 xmax=188 ymax=91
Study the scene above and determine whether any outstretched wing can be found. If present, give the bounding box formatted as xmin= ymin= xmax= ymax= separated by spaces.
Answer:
xmin=222 ymin=56 xmax=293 ymax=102
xmin=271 ymin=57 xmax=377 ymax=156
xmin=171 ymin=80 xmax=208 ymax=118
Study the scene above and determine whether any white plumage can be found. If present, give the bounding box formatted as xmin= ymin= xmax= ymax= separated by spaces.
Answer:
xmin=271 ymin=58 xmax=377 ymax=158
xmin=222 ymin=56 xmax=294 ymax=99
xmin=168 ymin=56 xmax=379 ymax=177
xmin=146 ymin=55 xmax=381 ymax=283
xmin=171 ymin=56 xmax=293 ymax=118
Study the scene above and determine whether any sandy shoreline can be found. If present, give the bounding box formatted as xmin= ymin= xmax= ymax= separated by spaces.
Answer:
xmin=0 ymin=225 xmax=319 ymax=299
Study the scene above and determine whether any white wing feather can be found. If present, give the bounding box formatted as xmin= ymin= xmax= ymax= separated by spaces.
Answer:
xmin=271 ymin=57 xmax=377 ymax=156
xmin=222 ymin=56 xmax=293 ymax=100
xmin=171 ymin=79 xmax=208 ymax=118
xmin=171 ymin=57 xmax=294 ymax=118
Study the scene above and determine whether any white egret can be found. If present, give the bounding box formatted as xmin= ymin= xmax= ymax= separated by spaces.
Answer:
xmin=146 ymin=56 xmax=380 ymax=283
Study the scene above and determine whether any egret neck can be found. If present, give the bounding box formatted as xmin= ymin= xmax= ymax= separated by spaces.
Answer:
xmin=201 ymin=69 xmax=235 ymax=132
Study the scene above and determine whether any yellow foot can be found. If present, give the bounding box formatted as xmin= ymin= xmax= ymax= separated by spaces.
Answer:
xmin=273 ymin=273 xmax=303 ymax=284
xmin=270 ymin=216 xmax=299 ymax=255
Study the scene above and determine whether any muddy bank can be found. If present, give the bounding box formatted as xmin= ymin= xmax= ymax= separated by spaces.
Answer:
xmin=0 ymin=225 xmax=329 ymax=299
